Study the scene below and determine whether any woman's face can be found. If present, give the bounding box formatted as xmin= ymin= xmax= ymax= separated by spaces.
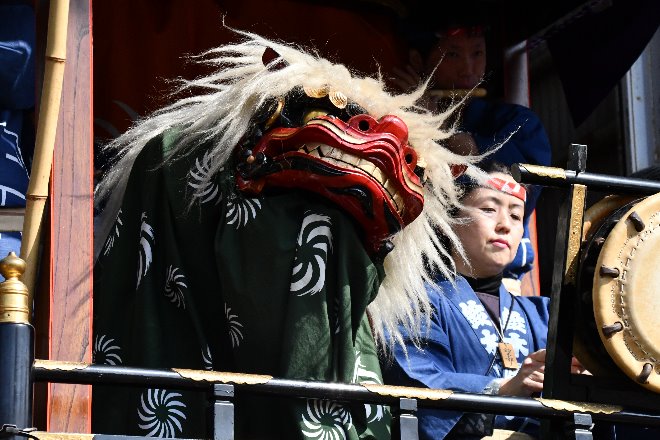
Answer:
xmin=426 ymin=34 xmax=486 ymax=90
xmin=452 ymin=172 xmax=525 ymax=278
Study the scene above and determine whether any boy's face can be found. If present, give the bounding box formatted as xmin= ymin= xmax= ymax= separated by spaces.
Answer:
xmin=425 ymin=34 xmax=487 ymax=90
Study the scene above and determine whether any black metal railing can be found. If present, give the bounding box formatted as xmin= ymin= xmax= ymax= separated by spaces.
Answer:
xmin=29 ymin=360 xmax=660 ymax=440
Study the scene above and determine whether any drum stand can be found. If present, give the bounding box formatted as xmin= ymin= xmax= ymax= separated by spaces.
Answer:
xmin=513 ymin=144 xmax=660 ymax=439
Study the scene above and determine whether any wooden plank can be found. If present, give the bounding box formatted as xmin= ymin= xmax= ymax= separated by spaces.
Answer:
xmin=520 ymin=211 xmax=542 ymax=296
xmin=503 ymin=41 xmax=542 ymax=297
xmin=47 ymin=0 xmax=93 ymax=432
xmin=0 ymin=208 xmax=25 ymax=232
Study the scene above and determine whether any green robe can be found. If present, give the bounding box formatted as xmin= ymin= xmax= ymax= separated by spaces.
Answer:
xmin=92 ymin=132 xmax=391 ymax=439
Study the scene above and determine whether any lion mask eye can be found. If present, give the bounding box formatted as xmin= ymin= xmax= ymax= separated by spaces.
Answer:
xmin=302 ymin=109 xmax=330 ymax=125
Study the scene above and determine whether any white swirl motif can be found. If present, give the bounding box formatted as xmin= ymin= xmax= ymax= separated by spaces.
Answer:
xmin=103 ymin=209 xmax=123 ymax=256
xmin=164 ymin=265 xmax=187 ymax=309
xmin=137 ymin=389 xmax=187 ymax=438
xmin=352 ymin=351 xmax=386 ymax=423
xmin=136 ymin=212 xmax=154 ymax=289
xmin=225 ymin=194 xmax=261 ymax=229
xmin=188 ymin=151 xmax=222 ymax=205
xmin=93 ymin=334 xmax=122 ymax=365
xmin=225 ymin=303 xmax=244 ymax=348
xmin=301 ymin=399 xmax=352 ymax=440
xmin=290 ymin=212 xmax=333 ymax=296
xmin=201 ymin=345 xmax=213 ymax=370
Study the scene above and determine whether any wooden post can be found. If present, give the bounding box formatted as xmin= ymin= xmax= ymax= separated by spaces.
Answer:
xmin=42 ymin=0 xmax=93 ymax=433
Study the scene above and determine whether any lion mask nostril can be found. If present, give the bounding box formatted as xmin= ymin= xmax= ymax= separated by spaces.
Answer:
xmin=358 ymin=120 xmax=370 ymax=131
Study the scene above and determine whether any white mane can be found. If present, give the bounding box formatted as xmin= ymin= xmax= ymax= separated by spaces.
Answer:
xmin=95 ymin=29 xmax=482 ymax=350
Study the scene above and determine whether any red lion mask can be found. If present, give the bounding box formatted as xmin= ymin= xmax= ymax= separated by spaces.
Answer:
xmin=235 ymin=90 xmax=425 ymax=258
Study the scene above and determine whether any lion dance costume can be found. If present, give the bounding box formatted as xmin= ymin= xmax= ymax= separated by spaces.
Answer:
xmin=93 ymin=31 xmax=473 ymax=439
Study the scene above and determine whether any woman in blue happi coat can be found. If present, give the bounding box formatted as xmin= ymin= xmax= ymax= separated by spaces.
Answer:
xmin=383 ymin=162 xmax=585 ymax=439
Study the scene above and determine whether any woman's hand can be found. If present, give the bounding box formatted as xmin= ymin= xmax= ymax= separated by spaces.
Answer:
xmin=498 ymin=349 xmax=546 ymax=397
xmin=498 ymin=351 xmax=592 ymax=397
xmin=391 ymin=49 xmax=425 ymax=93
xmin=391 ymin=50 xmax=441 ymax=111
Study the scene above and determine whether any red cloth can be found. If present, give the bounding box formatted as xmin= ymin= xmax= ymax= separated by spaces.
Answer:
xmin=93 ymin=0 xmax=406 ymax=138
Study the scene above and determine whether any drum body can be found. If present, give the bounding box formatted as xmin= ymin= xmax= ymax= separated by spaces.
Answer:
xmin=575 ymin=194 xmax=660 ymax=393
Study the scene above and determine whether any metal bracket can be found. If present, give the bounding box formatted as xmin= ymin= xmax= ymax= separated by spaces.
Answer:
xmin=393 ymin=398 xmax=419 ymax=440
xmin=0 ymin=425 xmax=39 ymax=440
xmin=565 ymin=413 xmax=593 ymax=440
xmin=209 ymin=384 xmax=234 ymax=440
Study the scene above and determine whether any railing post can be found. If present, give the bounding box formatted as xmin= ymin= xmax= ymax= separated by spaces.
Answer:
xmin=0 ymin=253 xmax=34 ymax=440
xmin=392 ymin=397 xmax=419 ymax=440
xmin=542 ymin=144 xmax=588 ymax=439
xmin=209 ymin=384 xmax=234 ymax=440
xmin=565 ymin=413 xmax=593 ymax=440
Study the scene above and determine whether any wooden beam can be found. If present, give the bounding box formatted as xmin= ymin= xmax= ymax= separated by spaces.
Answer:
xmin=47 ymin=0 xmax=93 ymax=432
xmin=0 ymin=208 xmax=25 ymax=232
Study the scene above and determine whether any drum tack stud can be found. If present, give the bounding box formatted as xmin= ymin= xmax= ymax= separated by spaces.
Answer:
xmin=638 ymin=363 xmax=653 ymax=384
xmin=628 ymin=211 xmax=645 ymax=232
xmin=599 ymin=266 xmax=620 ymax=277
xmin=601 ymin=321 xmax=623 ymax=337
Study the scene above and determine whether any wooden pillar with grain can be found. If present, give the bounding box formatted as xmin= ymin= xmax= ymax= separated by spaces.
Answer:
xmin=39 ymin=0 xmax=93 ymax=433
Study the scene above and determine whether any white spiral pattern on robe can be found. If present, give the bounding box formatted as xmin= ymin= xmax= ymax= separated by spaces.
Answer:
xmin=201 ymin=345 xmax=213 ymax=370
xmin=136 ymin=212 xmax=154 ymax=289
xmin=188 ymin=151 xmax=222 ymax=205
xmin=301 ymin=399 xmax=352 ymax=440
xmin=224 ymin=303 xmax=244 ymax=348
xmin=164 ymin=265 xmax=187 ymax=309
xmin=93 ymin=334 xmax=122 ymax=365
xmin=103 ymin=209 xmax=123 ymax=255
xmin=290 ymin=213 xmax=333 ymax=296
xmin=226 ymin=195 xmax=261 ymax=228
xmin=352 ymin=351 xmax=386 ymax=423
xmin=137 ymin=389 xmax=187 ymax=438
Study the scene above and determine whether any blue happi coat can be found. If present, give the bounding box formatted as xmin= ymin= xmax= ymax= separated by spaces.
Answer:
xmin=383 ymin=276 xmax=550 ymax=439
xmin=0 ymin=4 xmax=34 ymax=269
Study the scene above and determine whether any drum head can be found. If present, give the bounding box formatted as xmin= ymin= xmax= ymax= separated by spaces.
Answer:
xmin=593 ymin=193 xmax=660 ymax=392
xmin=581 ymin=195 xmax=638 ymax=242
xmin=575 ymin=196 xmax=640 ymax=376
